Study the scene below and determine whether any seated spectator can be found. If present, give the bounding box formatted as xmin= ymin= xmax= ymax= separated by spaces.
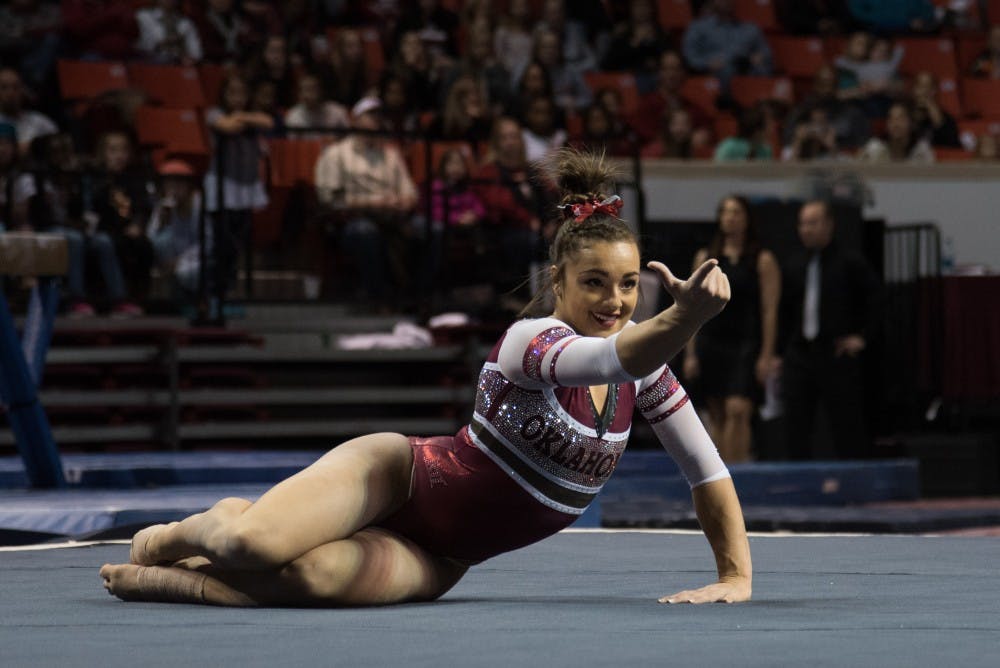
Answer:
xmin=27 ymin=132 xmax=136 ymax=316
xmin=969 ymin=24 xmax=1000 ymax=79
xmin=284 ymin=73 xmax=350 ymax=137
xmin=714 ymin=103 xmax=774 ymax=162
xmin=601 ymin=0 xmax=672 ymax=84
xmin=857 ymin=101 xmax=934 ymax=162
xmin=192 ymin=0 xmax=258 ymax=65
xmin=835 ymin=32 xmax=904 ymax=118
xmin=775 ymin=0 xmax=855 ymax=35
xmin=536 ymin=0 xmax=598 ymax=76
xmin=248 ymin=35 xmax=297 ymax=110
xmin=909 ymin=71 xmax=960 ymax=148
xmin=0 ymin=122 xmax=33 ymax=230
xmin=784 ymin=64 xmax=870 ymax=149
xmin=135 ymin=0 xmax=203 ymax=64
xmin=89 ymin=131 xmax=156 ymax=306
xmin=248 ymin=79 xmax=286 ymax=137
xmin=313 ymin=97 xmax=418 ymax=309
xmin=147 ymin=159 xmax=206 ymax=297
xmin=781 ymin=106 xmax=842 ymax=161
xmin=0 ymin=0 xmax=62 ymax=93
xmin=682 ymin=0 xmax=772 ymax=86
xmin=318 ymin=28 xmax=368 ymax=109
xmin=643 ymin=107 xmax=696 ymax=159
xmin=378 ymin=72 xmax=420 ymax=136
xmin=445 ymin=20 xmax=512 ymax=118
xmin=0 ymin=67 xmax=57 ymax=156
xmin=521 ymin=95 xmax=567 ymax=163
xmin=393 ymin=0 xmax=460 ymax=59
xmin=389 ymin=30 xmax=444 ymax=111
xmin=472 ymin=116 xmax=554 ymax=299
xmin=631 ymin=50 xmax=712 ymax=145
xmin=426 ymin=75 xmax=492 ymax=143
xmin=846 ymin=0 xmax=937 ymax=33
xmin=204 ymin=74 xmax=272 ymax=293
xmin=575 ymin=102 xmax=632 ymax=157
xmin=508 ymin=60 xmax=560 ymax=125
xmin=494 ymin=0 xmax=535 ymax=85
xmin=532 ymin=27 xmax=593 ymax=114
xmin=62 ymin=0 xmax=137 ymax=60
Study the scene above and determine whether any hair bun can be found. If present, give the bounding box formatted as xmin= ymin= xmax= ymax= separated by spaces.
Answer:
xmin=544 ymin=147 xmax=620 ymax=204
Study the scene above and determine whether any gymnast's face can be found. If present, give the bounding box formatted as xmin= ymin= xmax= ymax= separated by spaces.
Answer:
xmin=552 ymin=240 xmax=640 ymax=338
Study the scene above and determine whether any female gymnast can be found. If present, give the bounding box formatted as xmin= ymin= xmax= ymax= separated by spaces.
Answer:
xmin=99 ymin=150 xmax=752 ymax=607
xmin=683 ymin=195 xmax=781 ymax=463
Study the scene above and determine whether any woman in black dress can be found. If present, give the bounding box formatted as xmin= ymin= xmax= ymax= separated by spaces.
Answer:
xmin=683 ymin=195 xmax=780 ymax=462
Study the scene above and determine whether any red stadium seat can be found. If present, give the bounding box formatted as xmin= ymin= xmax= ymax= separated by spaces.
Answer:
xmin=198 ymin=63 xmax=227 ymax=106
xmin=961 ymin=78 xmax=1000 ymax=118
xmin=127 ymin=63 xmax=207 ymax=108
xmin=266 ymin=138 xmax=331 ymax=189
xmin=956 ymin=35 xmax=987 ymax=74
xmin=768 ymin=36 xmax=827 ymax=79
xmin=898 ymin=38 xmax=958 ymax=79
xmin=134 ymin=106 xmax=209 ymax=168
xmin=680 ymin=76 xmax=722 ymax=118
xmin=934 ymin=147 xmax=974 ymax=161
xmin=657 ymin=0 xmax=693 ymax=31
xmin=733 ymin=0 xmax=779 ymax=32
xmin=729 ymin=76 xmax=794 ymax=109
xmin=935 ymin=77 xmax=963 ymax=118
xmin=583 ymin=71 xmax=640 ymax=115
xmin=990 ymin=0 xmax=1000 ymax=22
xmin=57 ymin=60 xmax=128 ymax=100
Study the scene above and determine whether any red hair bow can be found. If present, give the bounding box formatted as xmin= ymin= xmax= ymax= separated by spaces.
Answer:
xmin=560 ymin=195 xmax=624 ymax=223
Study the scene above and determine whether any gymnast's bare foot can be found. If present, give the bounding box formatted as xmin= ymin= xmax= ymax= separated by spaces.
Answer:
xmin=129 ymin=523 xmax=177 ymax=565
xmin=100 ymin=563 xmax=207 ymax=603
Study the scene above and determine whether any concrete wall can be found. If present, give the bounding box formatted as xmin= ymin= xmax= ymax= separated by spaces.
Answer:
xmin=639 ymin=161 xmax=999 ymax=271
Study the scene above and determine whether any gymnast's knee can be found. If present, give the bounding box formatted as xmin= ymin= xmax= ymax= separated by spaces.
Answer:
xmin=211 ymin=522 xmax=290 ymax=569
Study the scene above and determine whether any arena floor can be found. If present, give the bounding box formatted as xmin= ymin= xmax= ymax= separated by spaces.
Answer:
xmin=2 ymin=530 xmax=997 ymax=667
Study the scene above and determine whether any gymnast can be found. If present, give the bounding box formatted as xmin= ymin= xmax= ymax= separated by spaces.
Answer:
xmin=99 ymin=150 xmax=752 ymax=606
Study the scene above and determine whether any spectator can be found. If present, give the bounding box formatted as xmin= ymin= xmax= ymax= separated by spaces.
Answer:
xmin=494 ymin=0 xmax=535 ymax=85
xmin=781 ymin=106 xmax=841 ymax=161
xmin=857 ymin=102 xmax=934 ymax=162
xmin=61 ymin=0 xmax=137 ymax=59
xmin=134 ymin=0 xmax=203 ymax=64
xmin=835 ymin=32 xmax=904 ymax=118
xmin=508 ymin=60 xmax=558 ymax=124
xmin=248 ymin=79 xmax=285 ymax=137
xmin=147 ymin=159 xmax=206 ymax=297
xmin=532 ymin=27 xmax=592 ymax=113
xmin=778 ymin=199 xmax=882 ymax=460
xmin=204 ymin=74 xmax=272 ymax=294
xmin=909 ymin=71 xmax=960 ymax=148
xmin=575 ymin=102 xmax=632 ymax=157
xmin=318 ymin=28 xmax=369 ymax=108
xmin=0 ymin=122 xmax=33 ymax=230
xmin=426 ymin=75 xmax=492 ymax=143
xmin=714 ymin=103 xmax=775 ymax=162
xmin=284 ymin=73 xmax=350 ymax=137
xmin=192 ymin=0 xmax=257 ymax=65
xmin=472 ymin=116 xmax=554 ymax=298
xmin=276 ymin=0 xmax=320 ymax=69
xmin=393 ymin=0 xmax=460 ymax=59
xmin=535 ymin=0 xmax=598 ymax=76
xmin=846 ymin=0 xmax=937 ymax=33
xmin=90 ymin=131 xmax=156 ymax=306
xmin=783 ymin=64 xmax=870 ymax=150
xmin=775 ymin=0 xmax=855 ymax=35
xmin=643 ymin=107 xmax=696 ymax=159
xmin=378 ymin=72 xmax=420 ymax=136
xmin=631 ymin=50 xmax=712 ymax=146
xmin=313 ymin=97 xmax=418 ymax=308
xmin=248 ymin=35 xmax=297 ymax=110
xmin=969 ymin=24 xmax=1000 ymax=78
xmin=0 ymin=0 xmax=63 ymax=93
xmin=682 ymin=0 xmax=772 ymax=86
xmin=521 ymin=95 xmax=567 ymax=163
xmin=446 ymin=20 xmax=512 ymax=117
xmin=683 ymin=195 xmax=781 ymax=463
xmin=601 ymin=0 xmax=673 ymax=83
xmin=0 ymin=67 xmax=57 ymax=156
xmin=27 ymin=132 xmax=136 ymax=317
xmin=389 ymin=30 xmax=443 ymax=111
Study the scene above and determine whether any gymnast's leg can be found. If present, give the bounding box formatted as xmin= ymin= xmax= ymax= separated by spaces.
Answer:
xmin=101 ymin=528 xmax=468 ymax=607
xmin=129 ymin=432 xmax=414 ymax=570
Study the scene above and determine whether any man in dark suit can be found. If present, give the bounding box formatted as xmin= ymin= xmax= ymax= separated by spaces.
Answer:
xmin=778 ymin=199 xmax=881 ymax=460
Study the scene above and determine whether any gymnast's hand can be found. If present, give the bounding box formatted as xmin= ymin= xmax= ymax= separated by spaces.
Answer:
xmin=647 ymin=259 xmax=731 ymax=324
xmin=658 ymin=577 xmax=752 ymax=604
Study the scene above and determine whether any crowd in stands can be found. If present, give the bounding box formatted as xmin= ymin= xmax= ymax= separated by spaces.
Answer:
xmin=1 ymin=0 xmax=1000 ymax=316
